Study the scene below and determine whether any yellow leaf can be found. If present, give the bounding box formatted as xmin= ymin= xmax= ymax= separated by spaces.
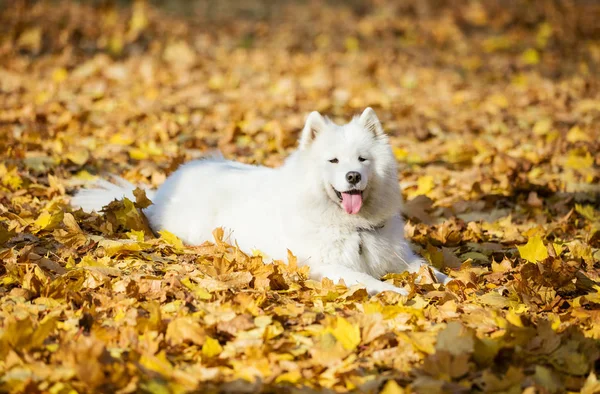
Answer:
xmin=30 ymin=315 xmax=58 ymax=349
xmin=0 ymin=164 xmax=23 ymax=190
xmin=566 ymin=126 xmax=590 ymax=143
xmin=53 ymin=213 xmax=87 ymax=249
xmin=505 ymin=311 xmax=523 ymax=327
xmin=314 ymin=34 xmax=330 ymax=49
xmin=127 ymin=229 xmax=145 ymax=242
xmin=65 ymin=149 xmax=90 ymax=166
xmin=517 ymin=236 xmax=549 ymax=263
xmin=565 ymin=150 xmax=593 ymax=170
xmin=491 ymin=258 xmax=511 ymax=273
xmin=158 ymin=230 xmax=184 ymax=250
xmin=435 ymin=321 xmax=474 ymax=356
xmin=482 ymin=36 xmax=511 ymax=53
xmin=208 ymin=75 xmax=226 ymax=90
xmin=104 ymin=198 xmax=150 ymax=233
xmin=129 ymin=141 xmax=162 ymax=160
xmin=109 ymin=134 xmax=134 ymax=146
xmin=18 ymin=27 xmax=42 ymax=53
xmin=380 ymin=380 xmax=405 ymax=394
xmin=408 ymin=175 xmax=434 ymax=199
xmin=533 ymin=365 xmax=562 ymax=393
xmin=0 ymin=221 xmax=15 ymax=245
xmin=425 ymin=244 xmax=444 ymax=269
xmin=400 ymin=331 xmax=436 ymax=354
xmin=35 ymin=91 xmax=51 ymax=105
xmin=133 ymin=188 xmax=153 ymax=209
xmin=139 ymin=351 xmax=173 ymax=376
xmin=345 ymin=37 xmax=359 ymax=52
xmin=163 ymin=41 xmax=196 ymax=69
xmin=128 ymin=0 xmax=148 ymax=37
xmin=73 ymin=170 xmax=97 ymax=181
xmin=252 ymin=248 xmax=270 ymax=259
xmin=254 ymin=315 xmax=272 ymax=328
xmin=181 ymin=277 xmax=212 ymax=300
xmin=129 ymin=147 xmax=148 ymax=160
xmin=330 ymin=317 xmax=360 ymax=351
xmin=274 ymin=370 xmax=302 ymax=384
xmin=363 ymin=302 xmax=383 ymax=314
xmin=97 ymin=239 xmax=142 ymax=257
xmin=552 ymin=243 xmax=563 ymax=255
xmin=166 ymin=317 xmax=205 ymax=346
xmin=34 ymin=203 xmax=65 ymax=232
xmin=401 ymin=73 xmax=418 ymax=89
xmin=568 ymin=241 xmax=593 ymax=262
xmin=532 ymin=118 xmax=552 ymax=136
xmin=488 ymin=93 xmax=508 ymax=109
xmin=479 ymin=292 xmax=510 ymax=308
xmin=575 ymin=204 xmax=600 ymax=221
xmin=52 ymin=68 xmax=68 ymax=83
xmin=522 ymin=48 xmax=540 ymax=65
xmin=536 ymin=22 xmax=553 ymax=48
xmin=34 ymin=210 xmax=62 ymax=232
xmin=511 ymin=73 xmax=528 ymax=87
xmin=393 ymin=147 xmax=408 ymax=161
xmin=202 ymin=337 xmax=223 ymax=358
xmin=108 ymin=33 xmax=124 ymax=56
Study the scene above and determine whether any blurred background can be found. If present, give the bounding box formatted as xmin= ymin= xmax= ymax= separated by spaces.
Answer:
xmin=0 ymin=0 xmax=598 ymax=202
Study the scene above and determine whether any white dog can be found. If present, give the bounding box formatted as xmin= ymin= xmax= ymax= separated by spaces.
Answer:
xmin=72 ymin=108 xmax=450 ymax=295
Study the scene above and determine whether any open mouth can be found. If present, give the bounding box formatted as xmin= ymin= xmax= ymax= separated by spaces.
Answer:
xmin=333 ymin=187 xmax=364 ymax=214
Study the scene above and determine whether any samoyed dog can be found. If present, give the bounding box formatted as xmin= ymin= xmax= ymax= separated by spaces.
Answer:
xmin=72 ymin=108 xmax=450 ymax=295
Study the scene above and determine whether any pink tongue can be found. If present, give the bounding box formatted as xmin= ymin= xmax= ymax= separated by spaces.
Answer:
xmin=341 ymin=192 xmax=363 ymax=214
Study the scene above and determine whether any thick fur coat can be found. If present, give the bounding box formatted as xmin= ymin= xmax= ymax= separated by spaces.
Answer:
xmin=72 ymin=108 xmax=449 ymax=294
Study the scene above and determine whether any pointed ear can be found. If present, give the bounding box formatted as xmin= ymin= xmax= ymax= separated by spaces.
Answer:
xmin=359 ymin=107 xmax=385 ymax=137
xmin=299 ymin=111 xmax=326 ymax=149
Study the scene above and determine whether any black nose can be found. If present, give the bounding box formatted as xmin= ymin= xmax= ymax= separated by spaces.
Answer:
xmin=346 ymin=171 xmax=361 ymax=185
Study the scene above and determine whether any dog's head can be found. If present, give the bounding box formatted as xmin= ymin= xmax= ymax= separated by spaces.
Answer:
xmin=298 ymin=107 xmax=400 ymax=217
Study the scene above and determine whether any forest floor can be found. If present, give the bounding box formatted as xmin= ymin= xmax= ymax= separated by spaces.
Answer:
xmin=1 ymin=1 xmax=600 ymax=393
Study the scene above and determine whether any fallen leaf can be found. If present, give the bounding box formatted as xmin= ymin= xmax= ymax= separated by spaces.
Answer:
xmin=518 ymin=236 xmax=549 ymax=263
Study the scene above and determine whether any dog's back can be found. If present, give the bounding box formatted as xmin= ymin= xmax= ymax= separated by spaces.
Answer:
xmin=145 ymin=159 xmax=285 ymax=251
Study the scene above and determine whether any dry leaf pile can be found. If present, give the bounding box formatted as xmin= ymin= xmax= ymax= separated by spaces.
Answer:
xmin=1 ymin=1 xmax=600 ymax=393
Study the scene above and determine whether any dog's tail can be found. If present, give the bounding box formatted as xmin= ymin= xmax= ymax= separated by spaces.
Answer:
xmin=72 ymin=150 xmax=222 ymax=212
xmin=71 ymin=176 xmax=155 ymax=213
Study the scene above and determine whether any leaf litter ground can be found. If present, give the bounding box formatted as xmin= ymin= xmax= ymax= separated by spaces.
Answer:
xmin=1 ymin=1 xmax=600 ymax=393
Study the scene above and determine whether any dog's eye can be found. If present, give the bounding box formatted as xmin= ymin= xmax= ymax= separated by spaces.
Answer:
xmin=329 ymin=158 xmax=339 ymax=164
xmin=358 ymin=156 xmax=367 ymax=162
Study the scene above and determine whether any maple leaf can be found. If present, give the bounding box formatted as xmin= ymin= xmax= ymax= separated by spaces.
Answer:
xmin=158 ymin=229 xmax=184 ymax=250
xmin=166 ymin=317 xmax=206 ymax=346
xmin=103 ymin=197 xmax=154 ymax=234
xmin=133 ymin=187 xmax=153 ymax=209
xmin=53 ymin=213 xmax=87 ymax=249
xmin=517 ymin=236 xmax=549 ymax=263
xmin=202 ymin=337 xmax=223 ymax=358
xmin=435 ymin=322 xmax=475 ymax=356
xmin=330 ymin=316 xmax=361 ymax=351
xmin=380 ymin=380 xmax=405 ymax=394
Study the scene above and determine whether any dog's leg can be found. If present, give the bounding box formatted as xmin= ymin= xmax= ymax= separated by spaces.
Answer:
xmin=381 ymin=215 xmax=451 ymax=284
xmin=310 ymin=264 xmax=408 ymax=296
xmin=432 ymin=266 xmax=451 ymax=284
xmin=406 ymin=257 xmax=451 ymax=285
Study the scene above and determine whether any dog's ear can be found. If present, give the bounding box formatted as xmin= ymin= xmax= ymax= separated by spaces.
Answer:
xmin=359 ymin=107 xmax=385 ymax=137
xmin=300 ymin=111 xmax=326 ymax=149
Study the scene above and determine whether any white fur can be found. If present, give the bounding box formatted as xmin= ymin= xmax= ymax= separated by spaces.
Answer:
xmin=71 ymin=108 xmax=450 ymax=295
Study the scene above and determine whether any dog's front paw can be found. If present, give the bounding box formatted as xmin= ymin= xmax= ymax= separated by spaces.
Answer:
xmin=368 ymin=281 xmax=408 ymax=296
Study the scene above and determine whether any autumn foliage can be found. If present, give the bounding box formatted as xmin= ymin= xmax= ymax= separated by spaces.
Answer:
xmin=1 ymin=0 xmax=600 ymax=393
